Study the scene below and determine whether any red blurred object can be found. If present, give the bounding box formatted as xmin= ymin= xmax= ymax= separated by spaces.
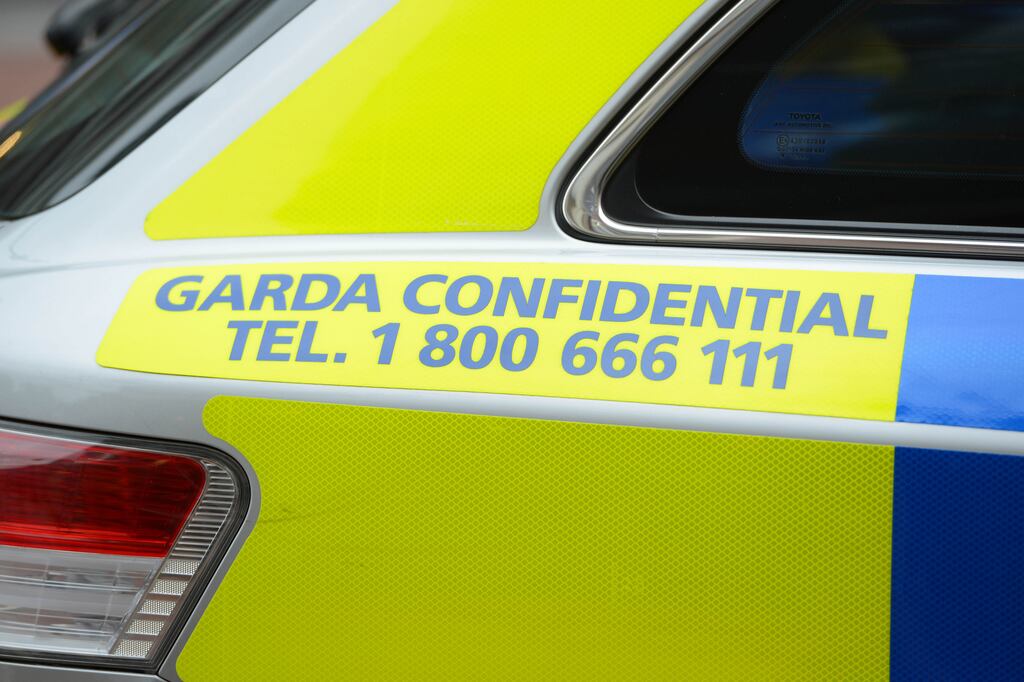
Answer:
xmin=0 ymin=430 xmax=206 ymax=557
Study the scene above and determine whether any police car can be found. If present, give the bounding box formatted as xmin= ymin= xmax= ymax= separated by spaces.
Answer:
xmin=1 ymin=0 xmax=1022 ymax=679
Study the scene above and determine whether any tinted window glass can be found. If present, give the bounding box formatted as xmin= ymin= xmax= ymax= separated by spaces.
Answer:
xmin=612 ymin=0 xmax=1024 ymax=233
xmin=0 ymin=0 xmax=314 ymax=219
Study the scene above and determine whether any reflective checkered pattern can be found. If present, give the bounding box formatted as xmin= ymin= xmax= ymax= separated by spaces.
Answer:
xmin=181 ymin=398 xmax=894 ymax=680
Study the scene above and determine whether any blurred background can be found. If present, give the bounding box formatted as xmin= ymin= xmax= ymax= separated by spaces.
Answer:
xmin=0 ymin=0 xmax=64 ymax=106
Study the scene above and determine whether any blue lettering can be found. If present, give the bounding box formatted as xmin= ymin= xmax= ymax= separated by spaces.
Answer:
xmin=746 ymin=288 xmax=783 ymax=331
xmin=543 ymin=279 xmax=582 ymax=319
xmin=853 ymin=295 xmax=887 ymax=339
xmin=293 ymin=274 xmax=340 ymax=311
xmin=404 ymin=274 xmax=447 ymax=314
xmin=227 ymin=320 xmax=262 ymax=360
xmin=334 ymin=274 xmax=380 ymax=312
xmin=579 ymin=280 xmax=602 ymax=321
xmin=650 ymin=283 xmax=691 ymax=326
xmin=156 ymin=275 xmax=203 ymax=311
xmin=445 ymin=275 xmax=493 ymax=316
xmin=494 ymin=277 xmax=544 ymax=318
xmin=798 ymin=293 xmax=849 ymax=336
xmin=250 ymin=275 xmax=293 ymax=311
xmin=499 ymin=328 xmax=539 ymax=371
xmin=257 ymin=321 xmax=299 ymax=361
xmin=199 ymin=275 xmax=245 ymax=311
xmin=295 ymin=321 xmax=328 ymax=362
xmin=780 ymin=291 xmax=801 ymax=333
xmin=692 ymin=286 xmax=742 ymax=329
xmin=600 ymin=281 xmax=650 ymax=323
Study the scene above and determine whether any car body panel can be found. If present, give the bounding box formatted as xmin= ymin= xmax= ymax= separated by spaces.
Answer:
xmin=1 ymin=0 xmax=1023 ymax=679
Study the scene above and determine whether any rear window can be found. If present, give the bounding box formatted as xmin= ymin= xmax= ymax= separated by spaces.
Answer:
xmin=605 ymin=0 xmax=1024 ymax=234
xmin=0 ymin=0 xmax=314 ymax=219
xmin=741 ymin=1 xmax=1024 ymax=178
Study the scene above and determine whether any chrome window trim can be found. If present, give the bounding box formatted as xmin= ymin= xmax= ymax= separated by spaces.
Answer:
xmin=562 ymin=0 xmax=1024 ymax=258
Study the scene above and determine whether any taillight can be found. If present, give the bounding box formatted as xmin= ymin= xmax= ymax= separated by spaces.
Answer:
xmin=0 ymin=424 xmax=245 ymax=669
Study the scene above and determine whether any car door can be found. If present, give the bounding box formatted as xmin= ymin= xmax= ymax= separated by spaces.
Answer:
xmin=1 ymin=0 xmax=1022 ymax=680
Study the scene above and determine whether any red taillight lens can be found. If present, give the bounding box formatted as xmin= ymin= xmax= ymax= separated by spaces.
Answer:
xmin=0 ymin=425 xmax=243 ymax=664
xmin=0 ymin=431 xmax=206 ymax=557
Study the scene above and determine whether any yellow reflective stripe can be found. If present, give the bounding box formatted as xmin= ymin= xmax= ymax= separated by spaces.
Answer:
xmin=145 ymin=0 xmax=702 ymax=239
xmin=180 ymin=398 xmax=894 ymax=680
xmin=97 ymin=262 xmax=913 ymax=421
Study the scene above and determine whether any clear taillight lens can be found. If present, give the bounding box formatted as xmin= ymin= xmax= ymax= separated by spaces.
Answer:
xmin=0 ymin=425 xmax=244 ymax=669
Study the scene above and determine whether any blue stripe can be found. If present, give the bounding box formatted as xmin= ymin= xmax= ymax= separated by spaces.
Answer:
xmin=897 ymin=274 xmax=1024 ymax=430
xmin=890 ymin=447 xmax=1024 ymax=680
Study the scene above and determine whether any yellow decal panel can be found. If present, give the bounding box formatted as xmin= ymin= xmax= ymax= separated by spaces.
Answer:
xmin=145 ymin=1 xmax=702 ymax=238
xmin=98 ymin=263 xmax=913 ymax=420
xmin=180 ymin=398 xmax=894 ymax=679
